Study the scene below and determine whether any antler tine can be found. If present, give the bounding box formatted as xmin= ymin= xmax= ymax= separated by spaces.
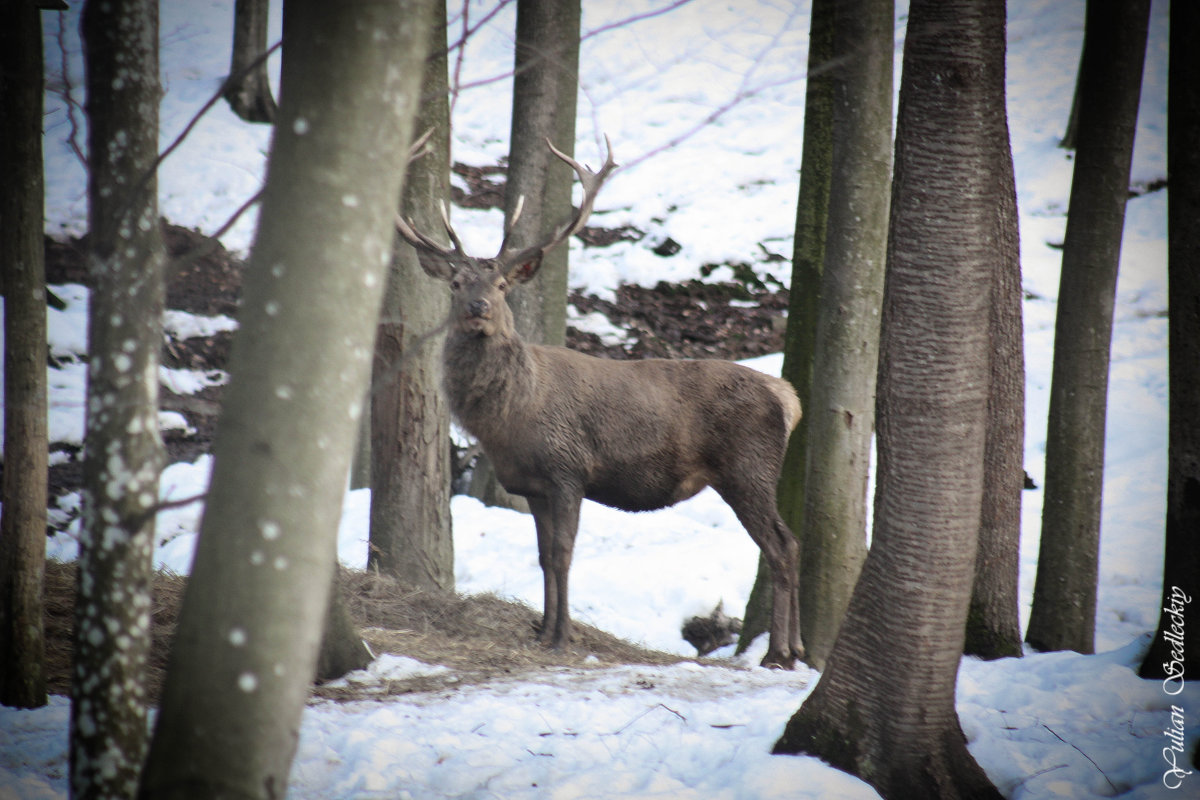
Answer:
xmin=407 ymin=127 xmax=435 ymax=163
xmin=496 ymin=194 xmax=527 ymax=256
xmin=395 ymin=212 xmax=452 ymax=255
xmin=438 ymin=202 xmax=467 ymax=255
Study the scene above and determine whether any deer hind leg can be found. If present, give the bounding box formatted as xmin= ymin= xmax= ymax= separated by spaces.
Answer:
xmin=715 ymin=481 xmax=804 ymax=669
xmin=528 ymin=492 xmax=582 ymax=650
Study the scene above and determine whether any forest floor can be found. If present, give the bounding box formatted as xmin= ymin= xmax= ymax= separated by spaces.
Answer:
xmin=39 ymin=176 xmax=790 ymax=700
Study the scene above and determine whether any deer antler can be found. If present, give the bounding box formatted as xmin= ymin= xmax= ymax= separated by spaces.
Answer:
xmin=496 ymin=136 xmax=618 ymax=270
xmin=394 ymin=137 xmax=618 ymax=280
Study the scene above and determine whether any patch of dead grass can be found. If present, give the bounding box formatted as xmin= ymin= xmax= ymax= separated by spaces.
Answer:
xmin=43 ymin=561 xmax=696 ymax=706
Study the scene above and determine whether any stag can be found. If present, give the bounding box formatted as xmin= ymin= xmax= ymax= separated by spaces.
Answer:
xmin=396 ymin=138 xmax=804 ymax=668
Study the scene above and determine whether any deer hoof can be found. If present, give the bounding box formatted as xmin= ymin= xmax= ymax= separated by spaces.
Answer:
xmin=760 ymin=651 xmax=797 ymax=670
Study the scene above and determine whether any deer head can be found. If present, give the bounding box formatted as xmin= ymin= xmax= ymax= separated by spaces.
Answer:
xmin=396 ymin=137 xmax=617 ymax=337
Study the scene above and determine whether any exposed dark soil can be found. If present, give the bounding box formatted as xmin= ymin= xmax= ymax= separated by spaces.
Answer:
xmin=39 ymin=178 xmax=787 ymax=698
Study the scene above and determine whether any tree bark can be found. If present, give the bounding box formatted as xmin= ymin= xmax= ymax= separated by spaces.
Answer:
xmin=315 ymin=565 xmax=371 ymax=683
xmin=504 ymin=0 xmax=581 ymax=347
xmin=1140 ymin=0 xmax=1200 ymax=681
xmin=964 ymin=16 xmax=1025 ymax=661
xmin=1026 ymin=0 xmax=1150 ymax=655
xmin=368 ymin=1 xmax=454 ymax=590
xmin=73 ymin=1 xmax=166 ymax=796
xmin=774 ymin=2 xmax=1009 ymax=796
xmin=0 ymin=0 xmax=50 ymax=711
xmin=138 ymin=1 xmax=433 ymax=796
xmin=470 ymin=0 xmax=581 ymax=511
xmin=223 ymin=0 xmax=277 ymax=123
xmin=739 ymin=0 xmax=835 ymax=657
xmin=794 ymin=0 xmax=892 ymax=670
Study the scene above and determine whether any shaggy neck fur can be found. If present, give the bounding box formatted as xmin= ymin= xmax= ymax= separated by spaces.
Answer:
xmin=442 ymin=327 xmax=536 ymax=439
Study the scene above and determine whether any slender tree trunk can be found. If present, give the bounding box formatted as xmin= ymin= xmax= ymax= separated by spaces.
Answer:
xmin=964 ymin=25 xmax=1024 ymax=661
xmin=139 ymin=1 xmax=433 ymax=796
xmin=73 ymin=1 xmax=165 ymax=796
xmin=1140 ymin=0 xmax=1200 ymax=682
xmin=504 ymin=0 xmax=581 ymax=347
xmin=739 ymin=0 xmax=835 ymax=657
xmin=223 ymin=0 xmax=277 ymax=123
xmin=774 ymin=2 xmax=1009 ymax=797
xmin=368 ymin=2 xmax=454 ymax=590
xmin=795 ymin=0 xmax=892 ymax=670
xmin=0 ymin=0 xmax=50 ymax=711
xmin=470 ymin=0 xmax=581 ymax=511
xmin=1026 ymin=0 xmax=1150 ymax=655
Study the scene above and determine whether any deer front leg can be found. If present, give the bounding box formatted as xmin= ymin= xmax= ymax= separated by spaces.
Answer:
xmin=529 ymin=492 xmax=582 ymax=650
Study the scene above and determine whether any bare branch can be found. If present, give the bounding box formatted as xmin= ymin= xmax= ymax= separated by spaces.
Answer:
xmin=167 ymin=188 xmax=264 ymax=273
xmin=53 ymin=12 xmax=87 ymax=169
xmin=578 ymin=0 xmax=697 ymax=46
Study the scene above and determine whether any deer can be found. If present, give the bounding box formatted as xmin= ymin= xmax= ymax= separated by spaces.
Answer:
xmin=395 ymin=137 xmax=804 ymax=669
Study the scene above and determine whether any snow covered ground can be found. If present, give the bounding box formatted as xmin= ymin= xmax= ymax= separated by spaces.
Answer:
xmin=2 ymin=0 xmax=1195 ymax=798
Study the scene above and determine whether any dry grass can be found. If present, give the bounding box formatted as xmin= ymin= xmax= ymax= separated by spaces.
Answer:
xmin=43 ymin=560 xmax=694 ymax=705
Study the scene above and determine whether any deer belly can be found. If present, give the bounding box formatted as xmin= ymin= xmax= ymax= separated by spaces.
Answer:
xmin=585 ymin=467 xmax=709 ymax=512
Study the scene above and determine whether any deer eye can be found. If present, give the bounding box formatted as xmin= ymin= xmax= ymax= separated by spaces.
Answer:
xmin=450 ymin=279 xmax=461 ymax=291
xmin=496 ymin=280 xmax=508 ymax=292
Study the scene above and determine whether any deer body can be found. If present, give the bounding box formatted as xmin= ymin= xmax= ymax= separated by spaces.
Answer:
xmin=399 ymin=138 xmax=805 ymax=668
xmin=448 ymin=331 xmax=799 ymax=514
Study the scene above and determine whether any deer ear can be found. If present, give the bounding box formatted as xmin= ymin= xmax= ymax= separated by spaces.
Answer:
xmin=506 ymin=254 xmax=544 ymax=284
xmin=414 ymin=251 xmax=456 ymax=282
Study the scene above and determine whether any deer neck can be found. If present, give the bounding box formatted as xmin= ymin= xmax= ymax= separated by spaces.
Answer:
xmin=442 ymin=327 xmax=536 ymax=435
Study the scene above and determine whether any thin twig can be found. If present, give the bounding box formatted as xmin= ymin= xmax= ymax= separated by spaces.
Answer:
xmin=167 ymin=188 xmax=265 ymax=273
xmin=113 ymin=39 xmax=283 ymax=229
xmin=449 ymin=1 xmax=700 ymax=101
xmin=1041 ymin=724 xmax=1119 ymax=794
xmin=578 ymin=0 xmax=697 ymax=45
xmin=612 ymin=703 xmax=687 ymax=735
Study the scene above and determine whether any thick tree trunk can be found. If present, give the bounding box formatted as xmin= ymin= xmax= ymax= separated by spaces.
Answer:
xmin=1026 ymin=0 xmax=1150 ymax=655
xmin=739 ymin=0 xmax=834 ymax=657
xmin=368 ymin=1 xmax=454 ymax=590
xmin=774 ymin=2 xmax=1009 ymax=796
xmin=73 ymin=1 xmax=166 ymax=796
xmin=1140 ymin=0 xmax=1200 ymax=682
xmin=0 ymin=0 xmax=50 ymax=711
xmin=964 ymin=28 xmax=1024 ymax=661
xmin=470 ymin=0 xmax=581 ymax=512
xmin=139 ymin=1 xmax=433 ymax=796
xmin=794 ymin=0 xmax=892 ymax=670
xmin=223 ymin=0 xmax=277 ymax=123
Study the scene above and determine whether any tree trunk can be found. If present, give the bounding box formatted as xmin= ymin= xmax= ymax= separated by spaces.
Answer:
xmin=223 ymin=0 xmax=277 ymax=123
xmin=794 ymin=0 xmax=892 ymax=670
xmin=774 ymin=2 xmax=1010 ymax=797
xmin=73 ymin=1 xmax=166 ymax=796
xmin=138 ymin=1 xmax=433 ymax=796
xmin=368 ymin=1 xmax=454 ymax=590
xmin=504 ymin=0 xmax=581 ymax=347
xmin=470 ymin=0 xmax=581 ymax=512
xmin=1140 ymin=0 xmax=1200 ymax=682
xmin=0 ymin=0 xmax=50 ymax=711
xmin=1026 ymin=0 xmax=1150 ymax=655
xmin=964 ymin=23 xmax=1025 ymax=661
xmin=315 ymin=564 xmax=371 ymax=683
xmin=739 ymin=0 xmax=835 ymax=657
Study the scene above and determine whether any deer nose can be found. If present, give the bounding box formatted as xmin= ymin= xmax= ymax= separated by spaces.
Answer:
xmin=467 ymin=298 xmax=490 ymax=318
